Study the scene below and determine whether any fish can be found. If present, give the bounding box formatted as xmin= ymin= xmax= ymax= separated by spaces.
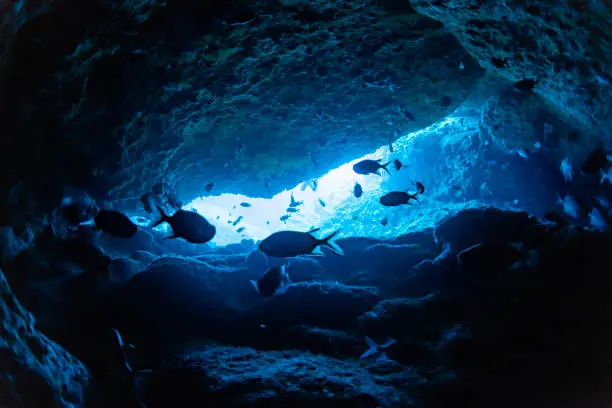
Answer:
xmin=286 ymin=207 xmax=300 ymax=213
xmin=353 ymin=159 xmax=391 ymax=176
xmin=56 ymin=238 xmax=111 ymax=277
xmin=581 ymin=144 xmax=610 ymax=174
xmin=232 ymin=216 xmax=243 ymax=226
xmin=353 ymin=182 xmax=363 ymax=198
xmin=249 ymin=265 xmax=291 ymax=297
xmin=440 ymin=96 xmax=452 ymax=108
xmin=318 ymin=199 xmax=326 ymax=207
xmin=151 ymin=182 xmax=170 ymax=195
xmin=560 ymin=158 xmax=573 ymax=182
xmin=139 ymin=192 xmax=158 ymax=214
xmin=414 ymin=181 xmax=425 ymax=195
xmin=216 ymin=215 xmax=220 ymax=220
xmin=280 ymin=215 xmax=290 ymax=222
xmin=379 ymin=191 xmax=420 ymax=207
xmin=289 ymin=193 xmax=303 ymax=208
xmin=456 ymin=241 xmax=539 ymax=271
xmin=556 ymin=194 xmax=581 ymax=218
xmin=266 ymin=221 xmax=270 ymax=224
xmin=360 ymin=336 xmax=396 ymax=361
xmin=240 ymin=202 xmax=252 ymax=208
xmin=236 ymin=226 xmax=246 ymax=233
xmin=61 ymin=201 xmax=97 ymax=226
xmin=388 ymin=142 xmax=394 ymax=153
xmin=151 ymin=207 xmax=216 ymax=244
xmin=380 ymin=216 xmax=388 ymax=226
xmin=597 ymin=196 xmax=611 ymax=209
xmin=258 ymin=228 xmax=343 ymax=257
xmin=600 ymin=167 xmax=612 ymax=184
xmin=491 ymin=57 xmax=509 ymax=69
xmin=589 ymin=208 xmax=608 ymax=232
xmin=514 ymin=148 xmax=529 ymax=159
xmin=166 ymin=192 xmax=182 ymax=210
xmin=403 ymin=109 xmax=416 ymax=121
xmin=393 ymin=159 xmax=402 ymax=171
xmin=205 ymin=183 xmax=214 ymax=193
xmin=513 ymin=77 xmax=541 ymax=92
xmin=94 ymin=209 xmax=138 ymax=238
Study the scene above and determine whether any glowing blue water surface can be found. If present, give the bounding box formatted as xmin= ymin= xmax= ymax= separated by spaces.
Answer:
xmin=174 ymin=117 xmax=474 ymax=246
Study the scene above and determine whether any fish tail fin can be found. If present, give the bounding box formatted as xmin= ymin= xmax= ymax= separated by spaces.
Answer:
xmin=317 ymin=229 xmax=344 ymax=255
xmin=411 ymin=194 xmax=420 ymax=202
xmin=360 ymin=336 xmax=379 ymax=359
xmin=380 ymin=162 xmax=391 ymax=175
xmin=150 ymin=205 xmax=169 ymax=228
xmin=249 ymin=280 xmax=260 ymax=294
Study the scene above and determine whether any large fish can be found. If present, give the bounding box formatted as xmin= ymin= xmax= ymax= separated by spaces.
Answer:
xmin=258 ymin=228 xmax=343 ymax=257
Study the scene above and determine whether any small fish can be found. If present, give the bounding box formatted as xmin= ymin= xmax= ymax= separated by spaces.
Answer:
xmin=393 ymin=159 xmax=402 ymax=171
xmin=414 ymin=181 xmax=425 ymax=195
xmin=353 ymin=182 xmax=363 ymax=198
xmin=289 ymin=193 xmax=303 ymax=208
xmin=556 ymin=194 xmax=581 ymax=218
xmin=360 ymin=336 xmax=396 ymax=361
xmin=597 ymin=196 xmax=611 ymax=209
xmin=139 ymin=192 xmax=158 ymax=214
xmin=240 ymin=202 xmax=252 ymax=208
xmin=582 ymin=144 xmax=610 ymax=174
xmin=389 ymin=142 xmax=394 ymax=153
xmin=456 ymin=241 xmax=539 ymax=271
xmin=236 ymin=226 xmax=246 ymax=233
xmin=258 ymin=228 xmax=343 ymax=257
xmin=266 ymin=220 xmax=270 ymax=224
xmin=94 ymin=209 xmax=138 ymax=238
xmin=216 ymin=215 xmax=220 ymax=220
xmin=560 ymin=158 xmax=573 ymax=182
xmin=249 ymin=265 xmax=291 ymax=297
xmin=151 ymin=206 xmax=216 ymax=243
xmin=318 ymin=199 xmax=326 ymax=207
xmin=513 ymin=77 xmax=541 ymax=92
xmin=61 ymin=201 xmax=97 ymax=226
xmin=600 ymin=167 xmax=612 ymax=184
xmin=440 ymin=96 xmax=452 ymax=108
xmin=280 ymin=214 xmax=290 ymax=223
xmin=403 ymin=109 xmax=416 ymax=121
xmin=286 ymin=207 xmax=300 ymax=213
xmin=491 ymin=57 xmax=509 ymax=69
xmin=151 ymin=182 xmax=170 ymax=195
xmin=353 ymin=159 xmax=390 ymax=176
xmin=227 ymin=220 xmax=232 ymax=224
xmin=380 ymin=216 xmax=388 ymax=226
xmin=515 ymin=148 xmax=529 ymax=159
xmin=232 ymin=216 xmax=243 ymax=226
xmin=205 ymin=183 xmax=214 ymax=193
xmin=458 ymin=61 xmax=465 ymax=71
xmin=380 ymin=191 xmax=420 ymax=207
xmin=589 ymin=208 xmax=608 ymax=232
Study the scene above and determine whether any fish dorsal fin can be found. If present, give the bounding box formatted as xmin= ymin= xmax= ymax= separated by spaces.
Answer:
xmin=365 ymin=336 xmax=377 ymax=349
xmin=307 ymin=227 xmax=320 ymax=234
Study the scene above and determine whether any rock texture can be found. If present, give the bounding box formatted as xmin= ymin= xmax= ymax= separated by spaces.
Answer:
xmin=5 ymin=206 xmax=612 ymax=406
xmin=411 ymin=0 xmax=612 ymax=135
xmin=0 ymin=267 xmax=91 ymax=408
xmin=0 ymin=0 xmax=483 ymax=227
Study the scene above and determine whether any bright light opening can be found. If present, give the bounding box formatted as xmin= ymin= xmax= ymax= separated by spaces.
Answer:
xmin=158 ymin=117 xmax=465 ymax=246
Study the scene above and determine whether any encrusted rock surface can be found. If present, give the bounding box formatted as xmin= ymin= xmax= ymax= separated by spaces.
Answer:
xmin=411 ymin=0 xmax=612 ymax=135
xmin=0 ymin=0 xmax=483 ymax=225
xmin=0 ymin=267 xmax=91 ymax=408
